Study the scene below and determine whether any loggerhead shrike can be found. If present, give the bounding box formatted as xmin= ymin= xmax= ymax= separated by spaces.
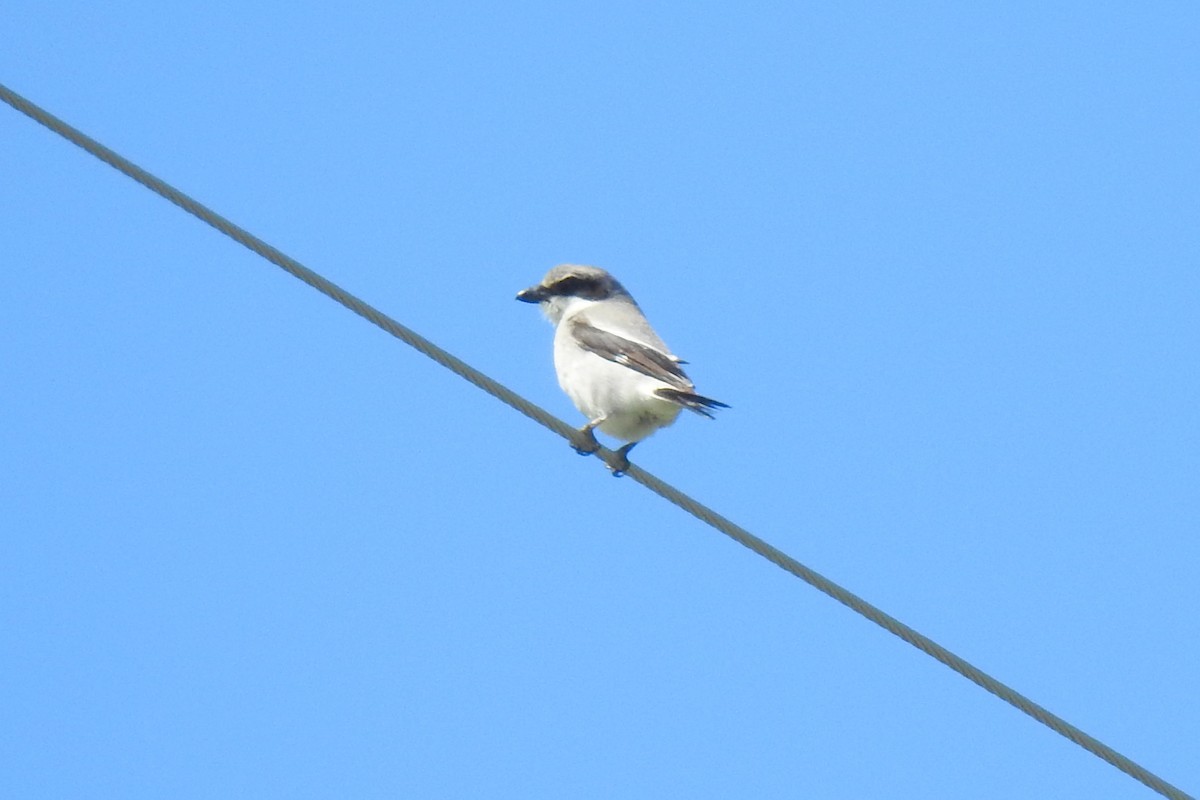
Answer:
xmin=517 ymin=264 xmax=728 ymax=474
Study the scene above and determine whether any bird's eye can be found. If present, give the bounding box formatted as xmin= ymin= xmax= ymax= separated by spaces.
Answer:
xmin=552 ymin=276 xmax=585 ymax=296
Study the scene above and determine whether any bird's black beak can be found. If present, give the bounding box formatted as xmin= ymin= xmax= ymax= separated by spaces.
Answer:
xmin=516 ymin=285 xmax=547 ymax=303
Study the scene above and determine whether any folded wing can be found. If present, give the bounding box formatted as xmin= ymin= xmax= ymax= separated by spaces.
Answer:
xmin=569 ymin=315 xmax=694 ymax=391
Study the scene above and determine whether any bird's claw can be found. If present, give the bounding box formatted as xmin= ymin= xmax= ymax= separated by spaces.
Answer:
xmin=570 ymin=428 xmax=634 ymax=476
xmin=605 ymin=458 xmax=630 ymax=477
xmin=604 ymin=444 xmax=635 ymax=477
xmin=571 ymin=428 xmax=600 ymax=456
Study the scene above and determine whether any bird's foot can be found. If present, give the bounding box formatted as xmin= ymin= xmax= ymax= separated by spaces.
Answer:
xmin=571 ymin=427 xmax=600 ymax=456
xmin=604 ymin=443 xmax=637 ymax=477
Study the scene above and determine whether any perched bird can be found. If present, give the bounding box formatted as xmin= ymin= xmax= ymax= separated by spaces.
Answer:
xmin=516 ymin=264 xmax=728 ymax=474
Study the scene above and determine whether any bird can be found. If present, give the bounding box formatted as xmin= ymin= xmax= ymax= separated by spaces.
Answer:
xmin=516 ymin=264 xmax=728 ymax=474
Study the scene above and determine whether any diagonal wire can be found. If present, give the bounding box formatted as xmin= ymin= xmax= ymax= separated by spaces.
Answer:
xmin=2 ymin=82 xmax=1193 ymax=800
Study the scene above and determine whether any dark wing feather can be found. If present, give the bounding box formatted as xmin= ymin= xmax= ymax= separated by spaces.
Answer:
xmin=569 ymin=316 xmax=693 ymax=391
xmin=654 ymin=388 xmax=730 ymax=418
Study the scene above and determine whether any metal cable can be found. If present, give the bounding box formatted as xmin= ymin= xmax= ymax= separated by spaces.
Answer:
xmin=2 ymin=82 xmax=1192 ymax=800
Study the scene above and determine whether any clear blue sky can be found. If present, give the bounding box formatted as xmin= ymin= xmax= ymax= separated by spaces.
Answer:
xmin=3 ymin=3 xmax=1197 ymax=798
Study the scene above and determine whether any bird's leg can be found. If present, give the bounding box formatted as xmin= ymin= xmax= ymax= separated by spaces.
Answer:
xmin=605 ymin=442 xmax=637 ymax=477
xmin=571 ymin=419 xmax=603 ymax=456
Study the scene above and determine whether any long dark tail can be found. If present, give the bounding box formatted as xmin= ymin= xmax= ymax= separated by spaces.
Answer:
xmin=655 ymin=388 xmax=730 ymax=419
